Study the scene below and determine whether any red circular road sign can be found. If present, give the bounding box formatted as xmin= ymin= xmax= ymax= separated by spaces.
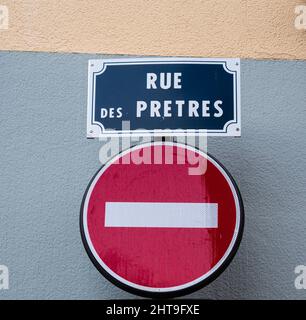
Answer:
xmin=80 ymin=142 xmax=244 ymax=298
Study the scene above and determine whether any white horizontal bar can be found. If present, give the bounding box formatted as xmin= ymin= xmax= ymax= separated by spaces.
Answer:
xmin=105 ymin=202 xmax=218 ymax=228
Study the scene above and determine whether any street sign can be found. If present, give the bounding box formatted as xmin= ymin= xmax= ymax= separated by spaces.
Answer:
xmin=87 ymin=58 xmax=241 ymax=137
xmin=80 ymin=142 xmax=244 ymax=298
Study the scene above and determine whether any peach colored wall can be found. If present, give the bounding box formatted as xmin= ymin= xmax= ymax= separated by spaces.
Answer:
xmin=0 ymin=0 xmax=306 ymax=60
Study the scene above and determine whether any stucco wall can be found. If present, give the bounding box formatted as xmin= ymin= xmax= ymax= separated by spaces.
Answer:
xmin=0 ymin=0 xmax=306 ymax=60
xmin=0 ymin=51 xmax=305 ymax=299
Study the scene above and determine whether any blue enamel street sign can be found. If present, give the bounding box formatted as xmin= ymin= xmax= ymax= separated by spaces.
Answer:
xmin=87 ymin=58 xmax=241 ymax=137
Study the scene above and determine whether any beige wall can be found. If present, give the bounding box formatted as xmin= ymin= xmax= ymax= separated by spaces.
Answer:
xmin=0 ymin=0 xmax=306 ymax=60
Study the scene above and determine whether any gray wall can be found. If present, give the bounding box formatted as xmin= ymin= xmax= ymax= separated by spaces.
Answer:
xmin=0 ymin=52 xmax=305 ymax=299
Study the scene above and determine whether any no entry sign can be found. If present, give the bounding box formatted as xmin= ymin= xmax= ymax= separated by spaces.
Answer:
xmin=80 ymin=142 xmax=244 ymax=298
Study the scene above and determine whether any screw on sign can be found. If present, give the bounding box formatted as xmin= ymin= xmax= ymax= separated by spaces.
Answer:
xmin=80 ymin=142 xmax=244 ymax=298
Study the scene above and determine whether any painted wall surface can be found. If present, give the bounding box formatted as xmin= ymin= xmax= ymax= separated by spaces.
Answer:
xmin=0 ymin=0 xmax=306 ymax=60
xmin=0 ymin=52 xmax=305 ymax=299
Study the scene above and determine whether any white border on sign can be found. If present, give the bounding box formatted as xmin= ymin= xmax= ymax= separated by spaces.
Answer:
xmin=82 ymin=142 xmax=242 ymax=293
xmin=87 ymin=58 xmax=241 ymax=138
